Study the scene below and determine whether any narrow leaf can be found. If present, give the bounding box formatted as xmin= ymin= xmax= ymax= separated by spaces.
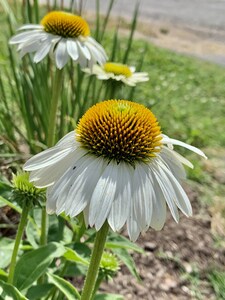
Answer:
xmin=112 ymin=248 xmax=141 ymax=281
xmin=47 ymin=273 xmax=81 ymax=300
xmin=0 ymin=280 xmax=28 ymax=300
xmin=94 ymin=293 xmax=124 ymax=300
xmin=63 ymin=247 xmax=89 ymax=266
xmin=14 ymin=242 xmax=66 ymax=290
xmin=26 ymin=284 xmax=54 ymax=300
xmin=106 ymin=233 xmax=144 ymax=253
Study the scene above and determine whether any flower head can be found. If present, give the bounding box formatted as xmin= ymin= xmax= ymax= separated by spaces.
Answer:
xmin=83 ymin=62 xmax=149 ymax=86
xmin=12 ymin=172 xmax=45 ymax=207
xmin=9 ymin=11 xmax=107 ymax=69
xmin=24 ymin=100 xmax=206 ymax=241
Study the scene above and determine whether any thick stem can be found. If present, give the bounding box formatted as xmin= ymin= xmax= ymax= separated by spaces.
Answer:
xmin=8 ymin=204 xmax=30 ymax=284
xmin=47 ymin=68 xmax=64 ymax=148
xmin=81 ymin=222 xmax=109 ymax=300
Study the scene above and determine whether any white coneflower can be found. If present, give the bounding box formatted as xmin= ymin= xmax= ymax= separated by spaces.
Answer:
xmin=9 ymin=11 xmax=107 ymax=69
xmin=83 ymin=62 xmax=149 ymax=86
xmin=24 ymin=100 xmax=206 ymax=241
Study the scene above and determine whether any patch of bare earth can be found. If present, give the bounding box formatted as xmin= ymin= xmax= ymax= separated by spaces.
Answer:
xmin=134 ymin=20 xmax=225 ymax=65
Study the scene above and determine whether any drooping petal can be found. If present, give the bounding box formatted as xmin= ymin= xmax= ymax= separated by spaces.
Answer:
xmin=66 ymin=39 xmax=79 ymax=61
xmin=108 ymin=162 xmax=132 ymax=232
xmin=77 ymin=40 xmax=91 ymax=60
xmin=33 ymin=37 xmax=52 ymax=63
xmin=65 ymin=157 xmax=106 ymax=217
xmin=148 ymin=168 xmax=167 ymax=230
xmin=89 ymin=162 xmax=118 ymax=230
xmin=152 ymin=163 xmax=179 ymax=223
xmin=158 ymin=160 xmax=192 ymax=216
xmin=133 ymin=164 xmax=153 ymax=231
xmin=55 ymin=39 xmax=69 ymax=69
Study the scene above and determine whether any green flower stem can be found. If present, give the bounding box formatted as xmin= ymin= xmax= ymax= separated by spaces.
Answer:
xmin=47 ymin=67 xmax=64 ymax=148
xmin=40 ymin=68 xmax=63 ymax=248
xmin=40 ymin=207 xmax=47 ymax=246
xmin=81 ymin=222 xmax=109 ymax=300
xmin=8 ymin=204 xmax=30 ymax=284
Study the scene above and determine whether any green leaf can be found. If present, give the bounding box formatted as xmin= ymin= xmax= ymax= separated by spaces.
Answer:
xmin=47 ymin=273 xmax=81 ymax=300
xmin=0 ymin=181 xmax=12 ymax=201
xmin=0 ymin=279 xmax=28 ymax=300
xmin=14 ymin=242 xmax=66 ymax=291
xmin=26 ymin=284 xmax=54 ymax=300
xmin=0 ymin=238 xmax=15 ymax=268
xmin=112 ymin=248 xmax=140 ymax=281
xmin=94 ymin=293 xmax=124 ymax=300
xmin=0 ymin=269 xmax=8 ymax=282
xmin=63 ymin=247 xmax=89 ymax=266
xmin=106 ymin=233 xmax=144 ymax=253
xmin=25 ymin=220 xmax=39 ymax=249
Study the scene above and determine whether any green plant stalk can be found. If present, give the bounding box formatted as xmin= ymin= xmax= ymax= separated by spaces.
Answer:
xmin=47 ymin=68 xmax=64 ymax=148
xmin=7 ymin=204 xmax=30 ymax=284
xmin=40 ymin=207 xmax=48 ymax=246
xmin=81 ymin=222 xmax=109 ymax=300
xmin=39 ymin=68 xmax=63 ymax=248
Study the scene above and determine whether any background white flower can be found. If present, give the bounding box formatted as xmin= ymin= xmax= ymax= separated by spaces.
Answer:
xmin=83 ymin=62 xmax=149 ymax=86
xmin=24 ymin=100 xmax=207 ymax=241
xmin=10 ymin=11 xmax=107 ymax=69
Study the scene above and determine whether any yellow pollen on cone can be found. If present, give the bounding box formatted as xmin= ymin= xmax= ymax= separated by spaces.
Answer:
xmin=103 ymin=63 xmax=132 ymax=77
xmin=41 ymin=11 xmax=90 ymax=38
xmin=76 ymin=100 xmax=162 ymax=164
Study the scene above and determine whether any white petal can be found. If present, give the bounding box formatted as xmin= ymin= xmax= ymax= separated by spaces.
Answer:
xmin=87 ymin=37 xmax=108 ymax=59
xmin=33 ymin=38 xmax=52 ymax=63
xmin=10 ymin=30 xmax=44 ymax=44
xmin=55 ymin=39 xmax=69 ymax=69
xmin=77 ymin=41 xmax=91 ymax=60
xmin=46 ymin=186 xmax=55 ymax=214
xmin=46 ymin=150 xmax=88 ymax=214
xmin=160 ymin=147 xmax=187 ymax=181
xmin=159 ymin=161 xmax=192 ymax=216
xmin=108 ymin=162 xmax=132 ymax=232
xmin=23 ymin=146 xmax=74 ymax=171
xmin=66 ymin=39 xmax=79 ymax=61
xmin=19 ymin=40 xmax=42 ymax=58
xmin=55 ymin=131 xmax=76 ymax=147
xmin=133 ymin=164 xmax=153 ymax=230
xmin=127 ymin=216 xmax=140 ymax=242
xmin=29 ymin=150 xmax=78 ymax=188
xmin=127 ymin=170 xmax=141 ymax=241
xmin=65 ymin=157 xmax=106 ymax=217
xmin=89 ymin=162 xmax=118 ymax=230
xmin=148 ymin=169 xmax=167 ymax=230
xmin=152 ymin=163 xmax=179 ymax=223
xmin=18 ymin=24 xmax=43 ymax=30
xmin=162 ymin=136 xmax=207 ymax=159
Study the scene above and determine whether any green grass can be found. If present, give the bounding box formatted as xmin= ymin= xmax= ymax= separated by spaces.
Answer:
xmin=127 ymin=41 xmax=225 ymax=149
xmin=208 ymin=270 xmax=225 ymax=300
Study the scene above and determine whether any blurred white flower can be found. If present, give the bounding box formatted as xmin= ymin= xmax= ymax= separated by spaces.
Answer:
xmin=83 ymin=62 xmax=149 ymax=86
xmin=24 ymin=100 xmax=206 ymax=241
xmin=10 ymin=11 xmax=107 ymax=69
